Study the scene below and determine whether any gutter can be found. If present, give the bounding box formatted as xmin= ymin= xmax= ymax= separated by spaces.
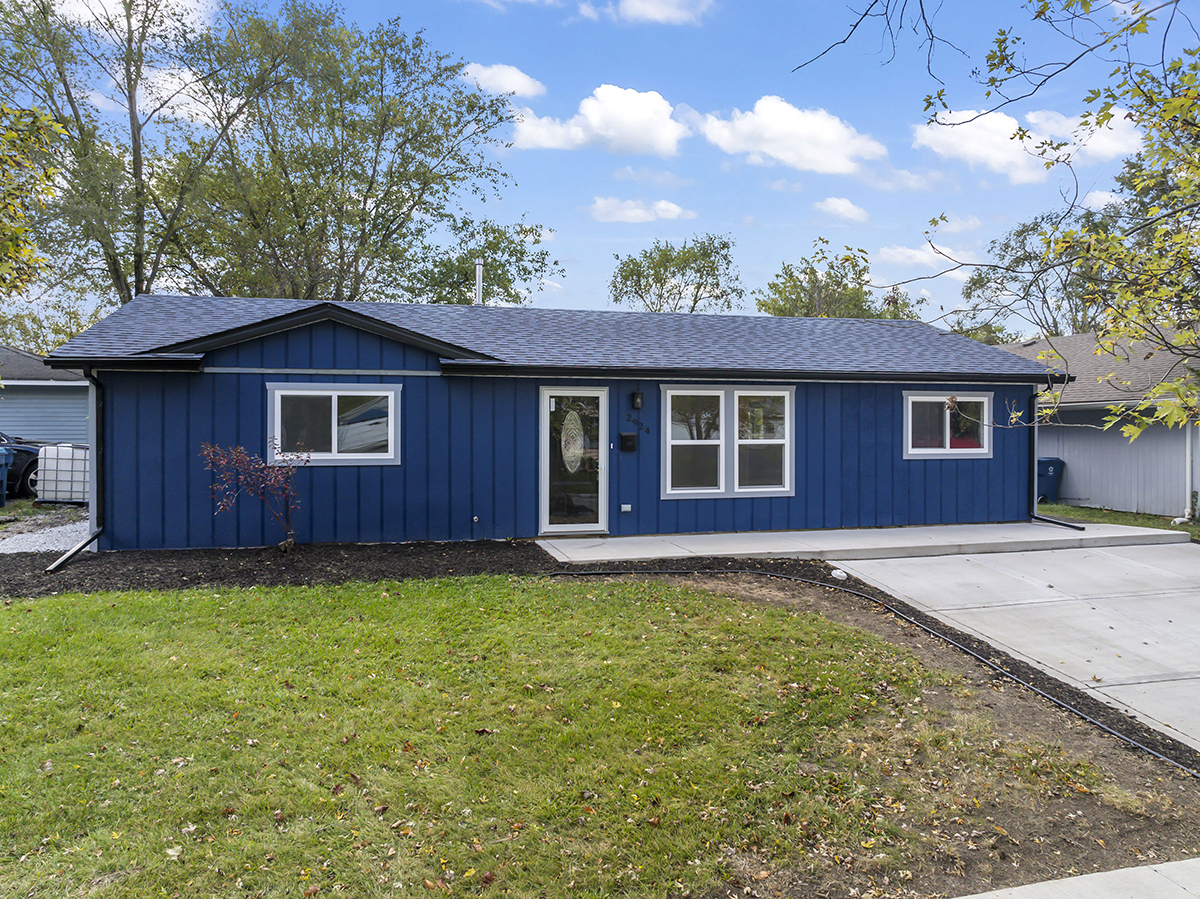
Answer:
xmin=46 ymin=366 xmax=104 ymax=572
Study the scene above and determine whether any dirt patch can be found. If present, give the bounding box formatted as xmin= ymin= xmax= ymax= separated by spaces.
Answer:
xmin=0 ymin=499 xmax=85 ymax=537
xmin=5 ymin=540 xmax=1200 ymax=898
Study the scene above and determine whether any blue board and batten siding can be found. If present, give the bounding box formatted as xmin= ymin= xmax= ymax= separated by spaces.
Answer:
xmin=98 ymin=321 xmax=1034 ymax=550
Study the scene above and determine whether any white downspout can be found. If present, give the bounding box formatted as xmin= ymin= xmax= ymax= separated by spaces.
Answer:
xmin=1174 ymin=423 xmax=1193 ymax=525
xmin=1187 ymin=424 xmax=1194 ymax=520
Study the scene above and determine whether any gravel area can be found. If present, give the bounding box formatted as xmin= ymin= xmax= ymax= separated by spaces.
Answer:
xmin=0 ymin=519 xmax=90 ymax=553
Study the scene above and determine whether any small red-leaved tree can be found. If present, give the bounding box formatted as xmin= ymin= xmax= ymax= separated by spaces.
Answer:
xmin=199 ymin=441 xmax=310 ymax=552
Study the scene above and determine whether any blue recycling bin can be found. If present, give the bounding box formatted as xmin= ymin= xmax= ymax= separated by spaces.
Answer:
xmin=1037 ymin=457 xmax=1065 ymax=504
xmin=0 ymin=446 xmax=11 ymax=509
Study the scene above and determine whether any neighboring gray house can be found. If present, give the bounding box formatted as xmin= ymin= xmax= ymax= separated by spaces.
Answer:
xmin=0 ymin=344 xmax=89 ymax=443
xmin=1003 ymin=333 xmax=1197 ymax=517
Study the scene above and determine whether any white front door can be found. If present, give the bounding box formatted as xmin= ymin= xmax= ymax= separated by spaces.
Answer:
xmin=540 ymin=388 xmax=608 ymax=534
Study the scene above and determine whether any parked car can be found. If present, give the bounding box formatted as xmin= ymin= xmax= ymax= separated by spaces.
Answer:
xmin=0 ymin=431 xmax=39 ymax=497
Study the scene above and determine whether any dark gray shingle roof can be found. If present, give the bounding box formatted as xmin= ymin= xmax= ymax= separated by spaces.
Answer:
xmin=1001 ymin=333 xmax=1187 ymax=405
xmin=49 ymin=294 xmax=1055 ymax=381
xmin=0 ymin=344 xmax=86 ymax=381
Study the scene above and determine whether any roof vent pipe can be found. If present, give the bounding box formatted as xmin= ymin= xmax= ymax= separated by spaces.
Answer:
xmin=474 ymin=258 xmax=483 ymax=305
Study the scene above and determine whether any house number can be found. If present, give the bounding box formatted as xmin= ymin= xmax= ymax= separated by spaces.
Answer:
xmin=625 ymin=413 xmax=651 ymax=434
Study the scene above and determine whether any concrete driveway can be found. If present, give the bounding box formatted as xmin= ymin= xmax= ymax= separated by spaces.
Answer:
xmin=841 ymin=542 xmax=1200 ymax=753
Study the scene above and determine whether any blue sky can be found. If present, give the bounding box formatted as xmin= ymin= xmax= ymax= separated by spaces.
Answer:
xmin=353 ymin=0 xmax=1142 ymax=322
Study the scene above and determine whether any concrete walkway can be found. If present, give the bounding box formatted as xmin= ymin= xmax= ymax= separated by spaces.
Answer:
xmin=537 ymin=520 xmax=1189 ymax=564
xmin=958 ymin=856 xmax=1200 ymax=898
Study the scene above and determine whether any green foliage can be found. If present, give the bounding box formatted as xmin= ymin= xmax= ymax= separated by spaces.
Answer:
xmin=754 ymin=238 xmax=921 ymax=320
xmin=609 ymin=232 xmax=744 ymax=313
xmin=956 ymin=212 xmax=1110 ymax=340
xmin=0 ymin=292 xmax=113 ymax=354
xmin=945 ymin=315 xmax=1022 ymax=345
xmin=172 ymin=3 xmax=559 ymax=303
xmin=0 ymin=0 xmax=556 ymax=308
xmin=0 ymin=104 xmax=60 ymax=295
xmin=809 ymin=0 xmax=1200 ymax=437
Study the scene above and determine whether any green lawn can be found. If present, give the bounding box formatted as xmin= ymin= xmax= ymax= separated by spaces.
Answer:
xmin=0 ymin=577 xmax=1099 ymax=897
xmin=1038 ymin=502 xmax=1200 ymax=540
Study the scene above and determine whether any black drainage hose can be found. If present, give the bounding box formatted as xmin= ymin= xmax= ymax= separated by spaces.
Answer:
xmin=537 ymin=567 xmax=1200 ymax=780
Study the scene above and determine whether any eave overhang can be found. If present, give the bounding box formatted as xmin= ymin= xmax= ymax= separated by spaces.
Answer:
xmin=438 ymin=360 xmax=1069 ymax=384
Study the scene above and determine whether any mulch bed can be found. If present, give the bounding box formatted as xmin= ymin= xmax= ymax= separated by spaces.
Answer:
xmin=5 ymin=538 xmax=1200 ymax=778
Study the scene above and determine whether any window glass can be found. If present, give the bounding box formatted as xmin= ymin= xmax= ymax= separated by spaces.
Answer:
xmin=738 ymin=395 xmax=786 ymax=440
xmin=910 ymin=400 xmax=945 ymax=449
xmin=949 ymin=400 xmax=984 ymax=449
xmin=280 ymin=394 xmax=332 ymax=453
xmin=337 ymin=395 xmax=389 ymax=454
xmin=671 ymin=445 xmax=721 ymax=489
xmin=671 ymin=394 xmax=721 ymax=441
xmin=738 ymin=444 xmax=784 ymax=488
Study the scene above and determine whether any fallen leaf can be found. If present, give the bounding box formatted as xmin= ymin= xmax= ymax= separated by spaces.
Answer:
xmin=332 ymin=784 xmax=344 ymax=796
xmin=303 ymin=886 xmax=320 ymax=897
xmin=374 ymin=804 xmax=389 ymax=816
xmin=165 ymin=846 xmax=183 ymax=859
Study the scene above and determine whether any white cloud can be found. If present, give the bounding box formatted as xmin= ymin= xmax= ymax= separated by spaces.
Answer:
xmin=614 ymin=0 xmax=713 ymax=23
xmin=1024 ymin=109 xmax=1141 ymax=162
xmin=938 ymin=213 xmax=982 ymax=233
xmin=913 ymin=108 xmax=1142 ymax=185
xmin=878 ymin=242 xmax=978 ymax=281
xmin=88 ymin=66 xmax=215 ymax=124
xmin=58 ymin=0 xmax=215 ymax=29
xmin=700 ymin=96 xmax=887 ymax=175
xmin=574 ymin=0 xmax=712 ymax=22
xmin=515 ymin=84 xmax=689 ymax=156
xmin=766 ymin=178 xmax=802 ymax=192
xmin=613 ymin=165 xmax=692 ymax=188
xmin=587 ymin=196 xmax=698 ymax=222
xmin=1083 ymin=189 xmax=1124 ymax=210
xmin=814 ymin=196 xmax=869 ymax=223
xmin=463 ymin=63 xmax=546 ymax=98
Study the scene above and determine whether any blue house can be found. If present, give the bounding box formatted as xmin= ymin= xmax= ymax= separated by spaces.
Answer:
xmin=45 ymin=295 xmax=1056 ymax=551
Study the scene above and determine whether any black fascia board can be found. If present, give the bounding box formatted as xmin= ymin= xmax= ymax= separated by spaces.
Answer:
xmin=159 ymin=303 xmax=496 ymax=361
xmin=439 ymin=360 xmax=1071 ymax=384
xmin=43 ymin=353 xmax=205 ymax=371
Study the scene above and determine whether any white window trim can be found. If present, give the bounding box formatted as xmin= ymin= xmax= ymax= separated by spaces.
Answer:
xmin=733 ymin=389 xmax=791 ymax=493
xmin=662 ymin=386 xmax=795 ymax=500
xmin=266 ymin=382 xmax=402 ymax=466
xmin=902 ymin=391 xmax=993 ymax=460
xmin=664 ymin=388 xmax=725 ymax=495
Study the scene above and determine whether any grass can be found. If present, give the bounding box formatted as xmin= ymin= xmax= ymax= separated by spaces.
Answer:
xmin=1038 ymin=501 xmax=1200 ymax=540
xmin=0 ymin=577 xmax=1104 ymax=897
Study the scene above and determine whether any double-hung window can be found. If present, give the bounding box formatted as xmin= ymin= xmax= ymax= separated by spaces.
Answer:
xmin=663 ymin=387 xmax=794 ymax=498
xmin=903 ymin=392 xmax=992 ymax=459
xmin=267 ymin=383 xmax=402 ymax=465
xmin=666 ymin=390 xmax=724 ymax=492
xmin=735 ymin=391 xmax=789 ymax=490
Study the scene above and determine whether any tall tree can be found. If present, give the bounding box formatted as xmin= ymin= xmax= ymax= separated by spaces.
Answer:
xmin=804 ymin=0 xmax=1200 ymax=434
xmin=608 ymin=233 xmax=743 ymax=314
xmin=172 ymin=3 xmax=558 ymax=303
xmin=0 ymin=0 xmax=558 ymax=309
xmin=0 ymin=0 xmax=288 ymax=306
xmin=955 ymin=212 xmax=1110 ymax=339
xmin=754 ymin=238 xmax=921 ymax=320
xmin=0 ymin=104 xmax=61 ymax=295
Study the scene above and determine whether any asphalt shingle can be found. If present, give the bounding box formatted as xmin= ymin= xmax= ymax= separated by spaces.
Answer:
xmin=49 ymin=294 xmax=1055 ymax=381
